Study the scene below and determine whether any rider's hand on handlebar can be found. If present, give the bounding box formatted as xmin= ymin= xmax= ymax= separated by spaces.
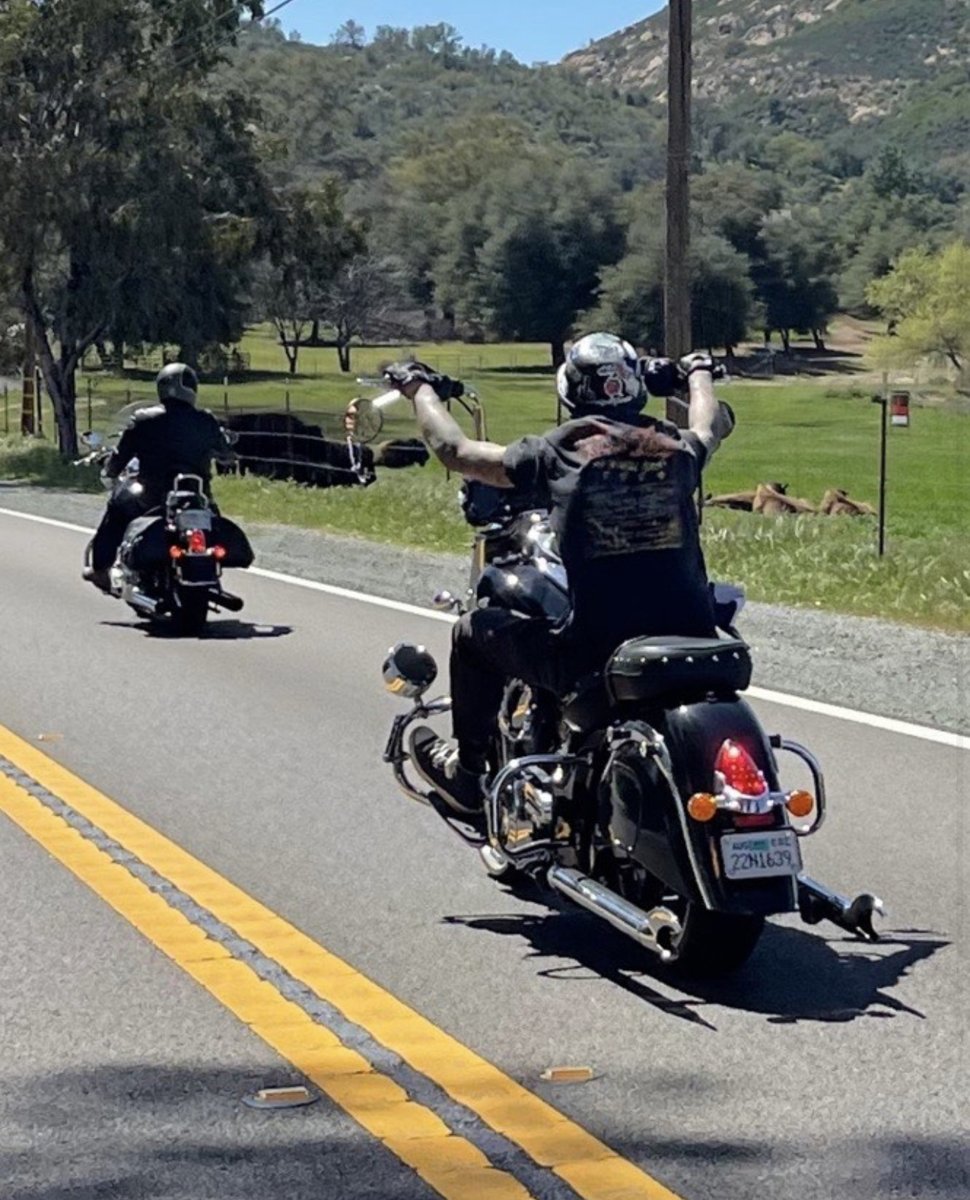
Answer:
xmin=680 ymin=352 xmax=720 ymax=379
xmin=382 ymin=360 xmax=465 ymax=401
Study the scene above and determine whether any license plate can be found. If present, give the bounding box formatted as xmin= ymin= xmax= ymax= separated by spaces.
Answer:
xmin=721 ymin=829 xmax=802 ymax=881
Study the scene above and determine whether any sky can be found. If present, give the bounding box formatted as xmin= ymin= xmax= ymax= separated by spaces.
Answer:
xmin=276 ymin=1 xmax=666 ymax=65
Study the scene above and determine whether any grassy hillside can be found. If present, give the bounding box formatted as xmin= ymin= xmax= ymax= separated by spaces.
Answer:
xmin=563 ymin=0 xmax=970 ymax=179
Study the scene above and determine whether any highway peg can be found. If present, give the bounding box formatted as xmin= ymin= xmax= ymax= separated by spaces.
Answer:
xmin=539 ymin=1066 xmax=596 ymax=1084
xmin=243 ymin=1085 xmax=318 ymax=1110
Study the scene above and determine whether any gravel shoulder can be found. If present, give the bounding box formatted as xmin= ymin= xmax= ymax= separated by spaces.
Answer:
xmin=2 ymin=484 xmax=966 ymax=735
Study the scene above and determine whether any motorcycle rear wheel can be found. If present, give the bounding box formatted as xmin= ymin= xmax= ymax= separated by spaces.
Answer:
xmin=174 ymin=586 xmax=210 ymax=636
xmin=610 ymin=856 xmax=763 ymax=976
xmin=670 ymin=905 xmax=764 ymax=977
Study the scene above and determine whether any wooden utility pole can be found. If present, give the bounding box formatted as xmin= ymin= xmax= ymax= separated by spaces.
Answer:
xmin=664 ymin=0 xmax=692 ymax=424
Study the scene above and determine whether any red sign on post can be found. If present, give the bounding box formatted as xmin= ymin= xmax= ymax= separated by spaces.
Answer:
xmin=890 ymin=391 xmax=911 ymax=428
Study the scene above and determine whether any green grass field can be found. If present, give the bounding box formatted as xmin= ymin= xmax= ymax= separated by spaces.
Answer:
xmin=3 ymin=328 xmax=968 ymax=631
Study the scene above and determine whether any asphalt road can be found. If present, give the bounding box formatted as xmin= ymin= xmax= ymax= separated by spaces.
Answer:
xmin=0 ymin=510 xmax=967 ymax=1200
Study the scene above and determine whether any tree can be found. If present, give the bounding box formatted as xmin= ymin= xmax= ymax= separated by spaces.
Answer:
xmin=251 ymin=181 xmax=364 ymax=374
xmin=756 ymin=212 xmax=839 ymax=351
xmin=332 ymin=20 xmax=365 ymax=48
xmin=436 ymin=158 xmax=623 ymax=366
xmin=0 ymin=0 xmax=268 ymax=457
xmin=867 ymin=242 xmax=970 ymax=372
xmin=587 ymin=227 xmax=753 ymax=355
xmin=318 ymin=255 xmax=406 ymax=373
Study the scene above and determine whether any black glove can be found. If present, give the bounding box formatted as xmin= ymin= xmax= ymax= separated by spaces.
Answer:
xmin=382 ymin=360 xmax=464 ymax=400
xmin=640 ymin=357 xmax=683 ymax=398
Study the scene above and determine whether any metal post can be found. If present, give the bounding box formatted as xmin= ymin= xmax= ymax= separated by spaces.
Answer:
xmin=872 ymin=393 xmax=888 ymax=557
xmin=86 ymin=379 xmax=93 ymax=431
xmin=21 ymin=316 xmax=36 ymax=435
xmin=35 ymin=367 xmax=43 ymax=438
xmin=664 ymin=0 xmax=693 ymax=427
xmin=3 ymin=384 xmax=8 ymax=433
xmin=223 ymin=374 xmax=229 ymax=418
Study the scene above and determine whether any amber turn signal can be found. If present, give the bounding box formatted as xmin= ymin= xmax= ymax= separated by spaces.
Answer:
xmin=687 ymin=793 xmax=718 ymax=822
xmin=786 ymin=790 xmax=814 ymax=819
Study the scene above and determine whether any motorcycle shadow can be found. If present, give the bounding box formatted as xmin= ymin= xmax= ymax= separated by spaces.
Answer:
xmin=443 ymin=886 xmax=948 ymax=1027
xmin=100 ymin=618 xmax=293 ymax=640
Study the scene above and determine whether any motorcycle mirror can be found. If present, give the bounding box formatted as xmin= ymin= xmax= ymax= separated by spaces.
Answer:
xmin=432 ymin=590 xmax=462 ymax=613
xmin=346 ymin=397 xmax=384 ymax=444
xmin=383 ymin=642 xmax=438 ymax=700
xmin=81 ymin=431 xmax=104 ymax=449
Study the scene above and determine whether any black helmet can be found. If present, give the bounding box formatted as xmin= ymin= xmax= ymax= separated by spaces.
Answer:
xmin=556 ymin=332 xmax=646 ymax=415
xmin=156 ymin=362 xmax=199 ymax=406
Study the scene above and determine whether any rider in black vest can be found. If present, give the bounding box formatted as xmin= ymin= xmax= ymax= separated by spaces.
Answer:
xmin=84 ymin=363 xmax=231 ymax=590
xmin=381 ymin=333 xmax=733 ymax=817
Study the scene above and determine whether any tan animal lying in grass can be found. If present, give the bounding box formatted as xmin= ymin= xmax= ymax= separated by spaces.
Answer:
xmin=705 ymin=481 xmax=816 ymax=514
xmin=819 ymin=488 xmax=877 ymax=516
xmin=752 ymin=482 xmax=817 ymax=515
xmin=705 ymin=482 xmax=874 ymax=516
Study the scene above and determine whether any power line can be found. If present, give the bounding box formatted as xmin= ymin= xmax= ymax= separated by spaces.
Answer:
xmin=170 ymin=0 xmax=296 ymax=74
xmin=96 ymin=0 xmax=296 ymax=99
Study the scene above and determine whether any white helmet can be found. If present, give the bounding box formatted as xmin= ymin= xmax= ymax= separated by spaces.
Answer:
xmin=556 ymin=332 xmax=646 ymax=414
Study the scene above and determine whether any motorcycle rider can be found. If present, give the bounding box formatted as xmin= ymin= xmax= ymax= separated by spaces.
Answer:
xmin=382 ymin=333 xmax=732 ymax=817
xmin=84 ymin=363 xmax=233 ymax=591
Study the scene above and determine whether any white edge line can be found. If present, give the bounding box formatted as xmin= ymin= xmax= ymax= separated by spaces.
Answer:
xmin=2 ymin=504 xmax=967 ymax=751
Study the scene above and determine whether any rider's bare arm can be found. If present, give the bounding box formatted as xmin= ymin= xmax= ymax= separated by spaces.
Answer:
xmin=685 ymin=365 xmax=725 ymax=462
xmin=409 ymin=382 xmax=512 ymax=487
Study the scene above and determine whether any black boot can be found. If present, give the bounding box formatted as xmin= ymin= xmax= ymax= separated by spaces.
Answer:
xmin=411 ymin=727 xmax=485 ymax=817
xmin=82 ymin=566 xmax=113 ymax=593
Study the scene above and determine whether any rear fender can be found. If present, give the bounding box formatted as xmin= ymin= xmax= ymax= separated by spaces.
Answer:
xmin=605 ymin=699 xmax=798 ymax=916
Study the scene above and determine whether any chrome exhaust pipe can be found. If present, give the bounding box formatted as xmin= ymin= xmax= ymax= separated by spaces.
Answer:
xmin=798 ymin=874 xmax=884 ymax=942
xmin=547 ymin=866 xmax=682 ymax=962
xmin=212 ymin=589 xmax=244 ymax=612
xmin=127 ymin=589 xmax=161 ymax=616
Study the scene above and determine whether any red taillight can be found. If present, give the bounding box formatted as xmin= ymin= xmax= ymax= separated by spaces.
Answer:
xmin=169 ymin=545 xmax=183 ymax=560
xmin=212 ymin=545 xmax=227 ymax=561
xmin=715 ymin=739 xmax=767 ymax=797
xmin=187 ymin=529 xmax=206 ymax=554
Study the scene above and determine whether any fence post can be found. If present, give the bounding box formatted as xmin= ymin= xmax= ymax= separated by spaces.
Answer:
xmin=35 ymin=368 xmax=43 ymax=437
xmin=3 ymin=384 xmax=8 ymax=434
xmin=86 ymin=379 xmax=93 ymax=431
xmin=223 ymin=374 xmax=229 ymax=418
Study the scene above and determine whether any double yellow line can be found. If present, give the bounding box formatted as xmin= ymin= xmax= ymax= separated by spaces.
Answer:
xmin=0 ymin=722 xmax=681 ymax=1200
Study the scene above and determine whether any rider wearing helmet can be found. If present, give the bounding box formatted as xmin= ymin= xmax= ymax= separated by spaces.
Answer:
xmin=382 ymin=333 xmax=730 ymax=817
xmin=85 ymin=363 xmax=233 ymax=590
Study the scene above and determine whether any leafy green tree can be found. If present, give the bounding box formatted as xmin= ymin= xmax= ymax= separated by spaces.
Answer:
xmin=0 ymin=0 xmax=268 ymax=456
xmin=434 ymin=158 xmax=623 ymax=365
xmin=867 ymin=242 xmax=970 ymax=372
xmin=756 ymin=212 xmax=839 ymax=351
xmin=587 ymin=223 xmax=753 ymax=355
xmin=250 ymin=181 xmax=363 ymax=374
xmin=692 ymin=165 xmax=781 ymax=259
xmin=332 ymin=20 xmax=366 ymax=48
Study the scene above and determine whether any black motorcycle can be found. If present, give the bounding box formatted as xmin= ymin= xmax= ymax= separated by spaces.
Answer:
xmin=383 ymin=482 xmax=884 ymax=976
xmin=78 ymin=430 xmax=252 ymax=636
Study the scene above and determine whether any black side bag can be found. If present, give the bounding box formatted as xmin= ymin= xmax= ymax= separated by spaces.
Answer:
xmin=119 ymin=515 xmax=168 ymax=572
xmin=211 ymin=516 xmax=254 ymax=569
